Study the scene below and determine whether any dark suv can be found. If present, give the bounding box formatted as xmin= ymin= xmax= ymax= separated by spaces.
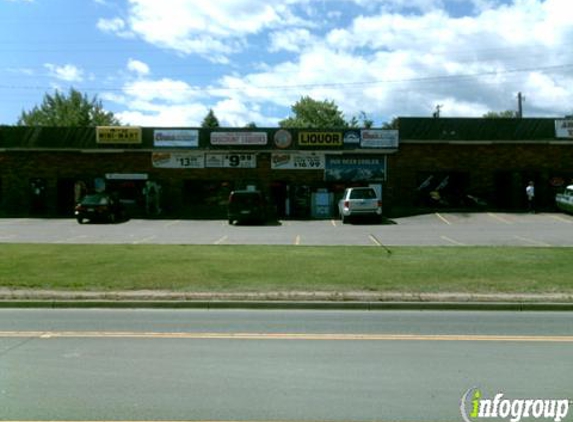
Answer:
xmin=75 ymin=192 xmax=124 ymax=224
xmin=228 ymin=190 xmax=266 ymax=225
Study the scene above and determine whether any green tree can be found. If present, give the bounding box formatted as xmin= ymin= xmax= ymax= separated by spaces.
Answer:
xmin=17 ymin=88 xmax=120 ymax=126
xmin=201 ymin=109 xmax=220 ymax=128
xmin=279 ymin=96 xmax=349 ymax=128
xmin=382 ymin=117 xmax=399 ymax=130
xmin=483 ymin=110 xmax=519 ymax=118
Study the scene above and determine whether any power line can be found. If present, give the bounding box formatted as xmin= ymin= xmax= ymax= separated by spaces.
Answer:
xmin=0 ymin=63 xmax=570 ymax=94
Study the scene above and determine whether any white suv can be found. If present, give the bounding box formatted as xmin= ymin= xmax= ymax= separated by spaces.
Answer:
xmin=338 ymin=187 xmax=382 ymax=224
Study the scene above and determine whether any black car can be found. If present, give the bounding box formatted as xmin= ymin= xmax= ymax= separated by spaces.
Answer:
xmin=75 ymin=193 xmax=123 ymax=224
xmin=227 ymin=190 xmax=266 ymax=225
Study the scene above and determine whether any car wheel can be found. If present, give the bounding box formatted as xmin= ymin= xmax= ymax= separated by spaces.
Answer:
xmin=76 ymin=217 xmax=84 ymax=224
xmin=341 ymin=215 xmax=348 ymax=224
xmin=228 ymin=219 xmax=234 ymax=225
xmin=109 ymin=213 xmax=116 ymax=224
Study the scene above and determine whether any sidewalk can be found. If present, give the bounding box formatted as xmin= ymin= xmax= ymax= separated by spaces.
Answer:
xmin=1 ymin=289 xmax=572 ymax=310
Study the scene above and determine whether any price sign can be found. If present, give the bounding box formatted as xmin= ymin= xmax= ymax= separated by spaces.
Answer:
xmin=206 ymin=153 xmax=257 ymax=168
xmin=271 ymin=153 xmax=325 ymax=170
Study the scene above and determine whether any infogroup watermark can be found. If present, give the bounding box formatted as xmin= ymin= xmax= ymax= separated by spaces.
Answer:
xmin=461 ymin=388 xmax=571 ymax=422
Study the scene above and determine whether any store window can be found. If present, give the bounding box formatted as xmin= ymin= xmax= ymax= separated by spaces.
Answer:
xmin=416 ymin=171 xmax=470 ymax=207
xmin=183 ymin=180 xmax=233 ymax=218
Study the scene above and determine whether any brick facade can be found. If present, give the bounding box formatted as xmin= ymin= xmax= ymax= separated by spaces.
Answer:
xmin=1 ymin=118 xmax=572 ymax=218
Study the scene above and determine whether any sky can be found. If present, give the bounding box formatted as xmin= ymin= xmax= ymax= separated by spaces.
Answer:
xmin=0 ymin=0 xmax=572 ymax=127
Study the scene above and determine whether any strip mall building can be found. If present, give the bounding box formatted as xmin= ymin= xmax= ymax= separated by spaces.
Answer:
xmin=1 ymin=117 xmax=572 ymax=218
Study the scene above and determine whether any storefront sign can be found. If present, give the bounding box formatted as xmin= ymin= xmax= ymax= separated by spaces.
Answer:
xmin=205 ymin=153 xmax=257 ymax=168
xmin=325 ymin=155 xmax=386 ymax=181
xmin=273 ymin=129 xmax=293 ymax=149
xmin=555 ymin=119 xmax=573 ymax=139
xmin=298 ymin=131 xmax=343 ymax=147
xmin=360 ymin=130 xmax=399 ymax=148
xmin=271 ymin=153 xmax=325 ymax=170
xmin=152 ymin=152 xmax=205 ymax=168
xmin=153 ymin=129 xmax=199 ymax=147
xmin=96 ymin=126 xmax=142 ymax=144
xmin=344 ymin=130 xmax=361 ymax=145
xmin=210 ymin=132 xmax=267 ymax=146
xmin=105 ymin=173 xmax=148 ymax=180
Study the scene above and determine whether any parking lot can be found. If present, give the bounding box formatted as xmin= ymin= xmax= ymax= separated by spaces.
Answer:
xmin=1 ymin=212 xmax=573 ymax=246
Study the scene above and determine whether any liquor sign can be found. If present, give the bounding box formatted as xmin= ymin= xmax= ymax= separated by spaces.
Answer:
xmin=205 ymin=153 xmax=257 ymax=168
xmin=325 ymin=155 xmax=387 ymax=181
xmin=153 ymin=129 xmax=199 ymax=147
xmin=271 ymin=153 xmax=325 ymax=170
xmin=96 ymin=126 xmax=142 ymax=144
xmin=152 ymin=152 xmax=205 ymax=168
xmin=360 ymin=130 xmax=399 ymax=149
xmin=210 ymin=131 xmax=268 ymax=146
xmin=298 ymin=131 xmax=343 ymax=147
xmin=555 ymin=120 xmax=573 ymax=139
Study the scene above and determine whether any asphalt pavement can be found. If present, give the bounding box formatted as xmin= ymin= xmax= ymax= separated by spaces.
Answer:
xmin=1 ymin=309 xmax=572 ymax=421
xmin=1 ymin=211 xmax=573 ymax=246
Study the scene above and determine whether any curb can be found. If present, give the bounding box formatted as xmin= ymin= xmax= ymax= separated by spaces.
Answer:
xmin=1 ymin=300 xmax=572 ymax=311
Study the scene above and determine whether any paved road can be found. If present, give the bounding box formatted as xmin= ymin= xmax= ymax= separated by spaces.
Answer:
xmin=2 ymin=212 xmax=573 ymax=246
xmin=1 ymin=309 xmax=572 ymax=421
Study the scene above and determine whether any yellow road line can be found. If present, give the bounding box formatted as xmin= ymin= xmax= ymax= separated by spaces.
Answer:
xmin=2 ymin=331 xmax=573 ymax=342
xmin=551 ymin=214 xmax=573 ymax=224
xmin=487 ymin=212 xmax=513 ymax=224
xmin=435 ymin=213 xmax=451 ymax=225
xmin=440 ymin=235 xmax=465 ymax=246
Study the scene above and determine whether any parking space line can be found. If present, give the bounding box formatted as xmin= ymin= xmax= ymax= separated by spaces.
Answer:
xmin=435 ymin=213 xmax=452 ymax=225
xmin=550 ymin=214 xmax=573 ymax=224
xmin=513 ymin=235 xmax=551 ymax=247
xmin=132 ymin=235 xmax=157 ymax=244
xmin=53 ymin=235 xmax=88 ymax=244
xmin=487 ymin=212 xmax=513 ymax=224
xmin=294 ymin=235 xmax=301 ymax=245
xmin=214 ymin=235 xmax=228 ymax=245
xmin=330 ymin=219 xmax=338 ymax=227
xmin=441 ymin=235 xmax=465 ymax=246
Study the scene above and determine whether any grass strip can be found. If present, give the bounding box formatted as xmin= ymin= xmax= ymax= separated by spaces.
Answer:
xmin=0 ymin=244 xmax=572 ymax=294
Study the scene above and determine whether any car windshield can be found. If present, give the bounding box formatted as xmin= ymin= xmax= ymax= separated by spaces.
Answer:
xmin=349 ymin=189 xmax=376 ymax=199
xmin=81 ymin=194 xmax=109 ymax=205
xmin=232 ymin=193 xmax=261 ymax=203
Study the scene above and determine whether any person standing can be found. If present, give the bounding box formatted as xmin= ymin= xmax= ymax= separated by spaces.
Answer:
xmin=525 ymin=181 xmax=535 ymax=213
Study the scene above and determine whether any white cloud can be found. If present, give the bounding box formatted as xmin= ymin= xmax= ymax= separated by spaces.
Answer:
xmin=98 ymin=0 xmax=309 ymax=60
xmin=127 ymin=59 xmax=150 ymax=76
xmin=44 ymin=63 xmax=84 ymax=83
xmin=97 ymin=17 xmax=134 ymax=38
xmin=102 ymin=0 xmax=573 ymax=126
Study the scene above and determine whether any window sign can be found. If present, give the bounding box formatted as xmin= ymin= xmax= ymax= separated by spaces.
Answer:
xmin=152 ymin=152 xmax=205 ymax=168
xmin=205 ymin=153 xmax=257 ymax=168
xmin=271 ymin=152 xmax=325 ymax=170
xmin=555 ymin=120 xmax=573 ymax=139
xmin=325 ymin=155 xmax=386 ymax=181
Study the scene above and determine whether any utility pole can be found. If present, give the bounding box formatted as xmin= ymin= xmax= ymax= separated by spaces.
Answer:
xmin=433 ymin=104 xmax=443 ymax=118
xmin=517 ymin=92 xmax=524 ymax=118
